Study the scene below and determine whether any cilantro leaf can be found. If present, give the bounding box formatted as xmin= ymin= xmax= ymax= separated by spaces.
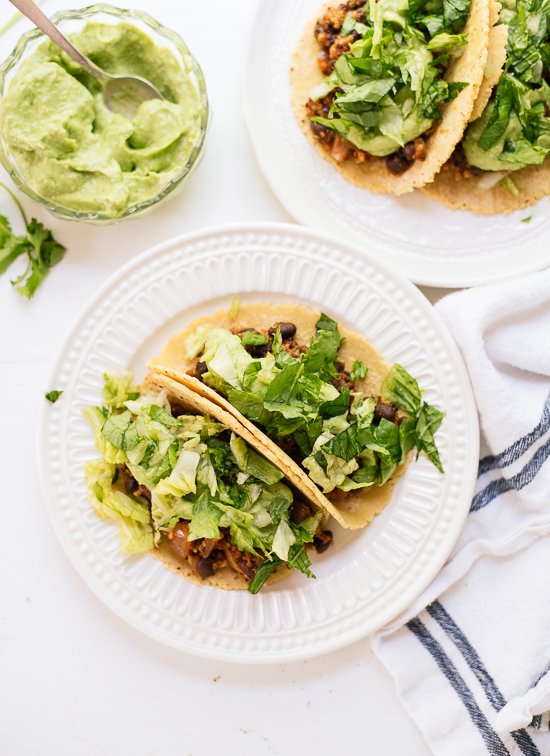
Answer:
xmin=45 ymin=390 xmax=63 ymax=403
xmin=0 ymin=185 xmax=66 ymax=299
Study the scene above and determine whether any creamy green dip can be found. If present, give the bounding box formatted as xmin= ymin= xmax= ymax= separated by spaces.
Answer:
xmin=463 ymin=101 xmax=526 ymax=172
xmin=0 ymin=23 xmax=202 ymax=217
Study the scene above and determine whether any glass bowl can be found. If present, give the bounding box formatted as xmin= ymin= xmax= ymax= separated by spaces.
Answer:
xmin=0 ymin=4 xmax=209 ymax=225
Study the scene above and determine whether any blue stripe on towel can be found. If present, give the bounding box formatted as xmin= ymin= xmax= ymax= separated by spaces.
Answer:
xmin=478 ymin=392 xmax=550 ymax=476
xmin=427 ymin=601 xmax=540 ymax=756
xmin=471 ymin=436 xmax=550 ymax=512
xmin=406 ymin=617 xmax=511 ymax=756
xmin=531 ymin=660 xmax=550 ymax=689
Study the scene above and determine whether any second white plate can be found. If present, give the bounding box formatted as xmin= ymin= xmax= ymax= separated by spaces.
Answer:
xmin=39 ymin=222 xmax=478 ymax=663
xmin=242 ymin=0 xmax=550 ymax=288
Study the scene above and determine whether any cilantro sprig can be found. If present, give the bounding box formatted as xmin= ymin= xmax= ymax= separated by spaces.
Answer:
xmin=0 ymin=184 xmax=66 ymax=299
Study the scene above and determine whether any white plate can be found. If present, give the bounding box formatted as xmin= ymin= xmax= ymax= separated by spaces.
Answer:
xmin=39 ymin=222 xmax=478 ymax=663
xmin=242 ymin=0 xmax=550 ymax=288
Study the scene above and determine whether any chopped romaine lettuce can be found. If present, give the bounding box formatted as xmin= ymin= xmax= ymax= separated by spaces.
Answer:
xmin=84 ymin=371 xmax=331 ymax=593
xmin=380 ymin=364 xmax=422 ymax=416
xmin=416 ymin=402 xmax=445 ymax=472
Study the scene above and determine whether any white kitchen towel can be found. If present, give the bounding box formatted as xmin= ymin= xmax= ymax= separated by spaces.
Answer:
xmin=373 ymin=267 xmax=550 ymax=756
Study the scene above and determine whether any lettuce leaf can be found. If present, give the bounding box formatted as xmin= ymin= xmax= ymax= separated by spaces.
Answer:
xmin=202 ymin=328 xmax=253 ymax=389
xmin=350 ymin=360 xmax=368 ymax=381
xmin=416 ymin=402 xmax=445 ymax=472
xmin=117 ymin=517 xmax=154 ymax=554
xmin=188 ymin=490 xmax=222 ymax=540
xmin=155 ymin=449 xmax=200 ymax=497
xmin=248 ymin=556 xmax=283 ymax=594
xmin=321 ymin=423 xmax=361 ymax=462
xmin=399 ymin=416 xmax=417 ymax=463
xmin=375 ymin=419 xmax=402 ymax=463
xmin=272 ymin=519 xmax=296 ymax=561
xmin=380 ymin=364 xmax=422 ymax=415
xmin=287 ymin=544 xmax=314 ymax=578
xmin=102 ymin=370 xmax=139 ymax=409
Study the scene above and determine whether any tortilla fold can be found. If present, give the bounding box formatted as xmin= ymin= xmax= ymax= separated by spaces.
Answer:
xmin=141 ymin=373 xmax=293 ymax=591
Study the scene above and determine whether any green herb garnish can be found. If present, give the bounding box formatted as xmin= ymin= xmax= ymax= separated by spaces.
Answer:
xmin=0 ymin=184 xmax=66 ymax=299
xmin=45 ymin=390 xmax=63 ymax=403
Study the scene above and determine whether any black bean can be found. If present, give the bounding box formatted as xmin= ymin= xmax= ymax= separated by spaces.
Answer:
xmin=268 ymin=322 xmax=296 ymax=340
xmin=311 ymin=121 xmax=330 ymax=140
xmin=125 ymin=477 xmax=139 ymax=495
xmin=374 ymin=401 xmax=398 ymax=423
xmin=290 ymin=500 xmax=312 ymax=525
xmin=386 ymin=153 xmax=409 ymax=175
xmin=169 ymin=401 xmax=185 ymax=418
xmin=403 ymin=141 xmax=416 ymax=162
xmin=247 ymin=344 xmax=269 ymax=358
xmin=196 ymin=557 xmax=215 ymax=578
xmin=314 ymin=530 xmax=333 ymax=554
xmin=195 ymin=361 xmax=208 ymax=379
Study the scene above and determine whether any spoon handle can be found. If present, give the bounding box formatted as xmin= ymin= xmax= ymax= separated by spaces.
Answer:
xmin=7 ymin=0 xmax=107 ymax=83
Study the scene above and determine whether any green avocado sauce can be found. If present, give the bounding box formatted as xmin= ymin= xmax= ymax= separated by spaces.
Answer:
xmin=463 ymin=101 xmax=526 ymax=172
xmin=0 ymin=23 xmax=202 ymax=217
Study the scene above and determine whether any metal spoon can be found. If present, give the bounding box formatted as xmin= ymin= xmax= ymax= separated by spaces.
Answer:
xmin=8 ymin=0 xmax=164 ymax=119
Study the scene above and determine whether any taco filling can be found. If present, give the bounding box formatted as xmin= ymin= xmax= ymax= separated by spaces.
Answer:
xmin=441 ymin=0 xmax=550 ymax=195
xmin=179 ymin=313 xmax=444 ymax=502
xmin=305 ymin=0 xmax=473 ymax=175
xmin=83 ymin=371 xmax=332 ymax=594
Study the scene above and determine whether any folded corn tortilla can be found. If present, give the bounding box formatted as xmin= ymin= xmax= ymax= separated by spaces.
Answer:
xmin=424 ymin=2 xmax=550 ymax=213
xmin=143 ymin=372 xmax=293 ymax=591
xmin=148 ymin=303 xmax=410 ymax=530
xmin=290 ymin=0 xmax=490 ymax=195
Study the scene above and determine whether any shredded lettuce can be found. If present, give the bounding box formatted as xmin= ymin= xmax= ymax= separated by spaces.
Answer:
xmin=465 ymin=0 xmax=550 ymax=174
xmin=83 ymin=370 xmax=330 ymax=592
xmin=309 ymin=0 xmax=471 ymax=156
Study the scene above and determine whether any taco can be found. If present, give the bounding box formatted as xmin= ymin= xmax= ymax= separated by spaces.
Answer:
xmin=83 ymin=370 xmax=333 ymax=594
xmin=290 ymin=0 xmax=490 ymax=194
xmin=423 ymin=0 xmax=550 ymax=212
xmin=148 ymin=303 xmax=445 ymax=530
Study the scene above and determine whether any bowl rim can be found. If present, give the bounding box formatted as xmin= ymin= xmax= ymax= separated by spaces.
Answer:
xmin=0 ymin=3 xmax=209 ymax=224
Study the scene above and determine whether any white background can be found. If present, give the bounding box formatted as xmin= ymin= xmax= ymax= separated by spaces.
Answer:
xmin=0 ymin=1 xmax=453 ymax=753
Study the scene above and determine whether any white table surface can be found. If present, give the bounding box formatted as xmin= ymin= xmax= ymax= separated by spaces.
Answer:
xmin=0 ymin=1 xmax=456 ymax=753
